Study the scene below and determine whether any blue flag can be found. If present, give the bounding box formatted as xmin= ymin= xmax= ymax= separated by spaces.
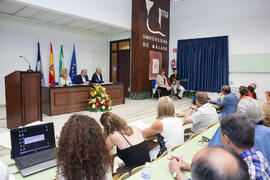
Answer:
xmin=36 ymin=41 xmax=45 ymax=86
xmin=69 ymin=45 xmax=77 ymax=84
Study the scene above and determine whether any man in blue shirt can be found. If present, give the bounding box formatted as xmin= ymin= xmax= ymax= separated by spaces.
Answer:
xmin=210 ymin=85 xmax=238 ymax=119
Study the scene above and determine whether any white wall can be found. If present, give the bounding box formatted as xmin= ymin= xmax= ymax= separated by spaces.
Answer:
xmin=169 ymin=0 xmax=270 ymax=100
xmin=14 ymin=0 xmax=132 ymax=30
xmin=0 ymin=18 xmax=109 ymax=105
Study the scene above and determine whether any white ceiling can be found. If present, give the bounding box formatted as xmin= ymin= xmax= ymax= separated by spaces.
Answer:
xmin=0 ymin=0 xmax=129 ymax=35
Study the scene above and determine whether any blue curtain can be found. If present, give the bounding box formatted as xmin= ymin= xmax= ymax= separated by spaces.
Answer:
xmin=176 ymin=36 xmax=229 ymax=92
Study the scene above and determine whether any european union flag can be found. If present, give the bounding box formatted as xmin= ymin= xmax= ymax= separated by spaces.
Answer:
xmin=69 ymin=45 xmax=77 ymax=84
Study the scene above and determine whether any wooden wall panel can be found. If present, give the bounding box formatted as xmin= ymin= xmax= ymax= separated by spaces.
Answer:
xmin=131 ymin=0 xmax=170 ymax=96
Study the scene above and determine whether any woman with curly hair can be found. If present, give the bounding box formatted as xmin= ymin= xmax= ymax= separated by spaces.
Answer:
xmin=247 ymin=85 xmax=257 ymax=99
xmin=57 ymin=114 xmax=112 ymax=180
xmin=100 ymin=112 xmax=150 ymax=175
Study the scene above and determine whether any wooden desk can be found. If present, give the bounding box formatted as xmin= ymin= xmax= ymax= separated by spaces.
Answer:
xmin=42 ymin=84 xmax=124 ymax=116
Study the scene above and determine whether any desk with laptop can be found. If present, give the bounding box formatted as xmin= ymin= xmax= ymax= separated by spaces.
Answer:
xmin=1 ymin=118 xmax=184 ymax=179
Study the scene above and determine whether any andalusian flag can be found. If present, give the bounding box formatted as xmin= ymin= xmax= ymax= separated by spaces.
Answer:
xmin=49 ymin=43 xmax=55 ymax=86
xmin=59 ymin=44 xmax=64 ymax=77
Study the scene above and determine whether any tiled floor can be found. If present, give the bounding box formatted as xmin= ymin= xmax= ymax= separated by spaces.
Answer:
xmin=0 ymin=97 xmax=193 ymax=162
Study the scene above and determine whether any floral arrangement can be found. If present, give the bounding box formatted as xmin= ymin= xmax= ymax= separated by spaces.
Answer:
xmin=87 ymin=84 xmax=112 ymax=112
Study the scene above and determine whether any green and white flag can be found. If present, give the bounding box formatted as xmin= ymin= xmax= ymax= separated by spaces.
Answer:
xmin=59 ymin=44 xmax=64 ymax=77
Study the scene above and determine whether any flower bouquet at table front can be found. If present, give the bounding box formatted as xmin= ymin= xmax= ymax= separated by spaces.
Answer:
xmin=87 ymin=84 xmax=112 ymax=112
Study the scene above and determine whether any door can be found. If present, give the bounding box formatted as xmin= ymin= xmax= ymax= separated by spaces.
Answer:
xmin=118 ymin=50 xmax=130 ymax=97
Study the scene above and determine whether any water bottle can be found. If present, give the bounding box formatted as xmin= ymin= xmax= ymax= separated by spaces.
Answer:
xmin=141 ymin=162 xmax=152 ymax=179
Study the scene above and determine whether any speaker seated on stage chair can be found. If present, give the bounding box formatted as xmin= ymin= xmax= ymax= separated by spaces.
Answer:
xmin=59 ymin=68 xmax=72 ymax=87
xmin=91 ymin=67 xmax=104 ymax=84
xmin=169 ymin=68 xmax=185 ymax=100
xmin=155 ymin=69 xmax=171 ymax=97
xmin=76 ymin=69 xmax=89 ymax=85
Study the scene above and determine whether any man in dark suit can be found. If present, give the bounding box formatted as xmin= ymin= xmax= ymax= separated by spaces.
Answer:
xmin=91 ymin=67 xmax=104 ymax=83
xmin=76 ymin=69 xmax=89 ymax=85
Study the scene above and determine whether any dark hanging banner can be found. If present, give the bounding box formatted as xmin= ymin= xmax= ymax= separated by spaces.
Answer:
xmin=131 ymin=0 xmax=170 ymax=99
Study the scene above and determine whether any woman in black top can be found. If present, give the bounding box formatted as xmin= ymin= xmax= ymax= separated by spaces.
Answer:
xmin=100 ymin=112 xmax=150 ymax=175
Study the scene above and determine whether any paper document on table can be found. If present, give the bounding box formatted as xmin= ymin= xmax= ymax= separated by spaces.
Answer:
xmin=129 ymin=121 xmax=150 ymax=131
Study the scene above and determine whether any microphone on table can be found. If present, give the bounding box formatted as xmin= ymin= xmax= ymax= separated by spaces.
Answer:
xmin=19 ymin=55 xmax=34 ymax=72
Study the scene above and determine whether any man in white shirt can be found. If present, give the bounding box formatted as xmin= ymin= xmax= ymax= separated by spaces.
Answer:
xmin=91 ymin=67 xmax=104 ymax=84
xmin=177 ymin=92 xmax=218 ymax=134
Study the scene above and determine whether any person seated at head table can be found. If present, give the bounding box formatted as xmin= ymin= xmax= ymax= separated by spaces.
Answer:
xmin=177 ymin=92 xmax=218 ymax=136
xmin=76 ymin=69 xmax=89 ymax=85
xmin=100 ymin=112 xmax=150 ymax=175
xmin=210 ymin=85 xmax=239 ymax=119
xmin=56 ymin=114 xmax=112 ymax=180
xmin=155 ymin=69 xmax=171 ymax=97
xmin=238 ymin=95 xmax=264 ymax=125
xmin=59 ymin=68 xmax=72 ymax=87
xmin=169 ymin=68 xmax=185 ymax=100
xmin=263 ymin=102 xmax=270 ymax=127
xmin=168 ymin=145 xmax=250 ymax=180
xmin=239 ymin=86 xmax=249 ymax=100
xmin=247 ymin=85 xmax=257 ymax=99
xmin=91 ymin=67 xmax=104 ymax=84
xmin=143 ymin=96 xmax=184 ymax=160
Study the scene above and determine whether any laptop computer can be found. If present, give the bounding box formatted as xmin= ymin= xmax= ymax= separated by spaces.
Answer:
xmin=10 ymin=122 xmax=56 ymax=176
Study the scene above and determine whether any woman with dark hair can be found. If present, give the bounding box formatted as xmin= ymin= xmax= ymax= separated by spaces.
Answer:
xmin=155 ymin=69 xmax=171 ymax=97
xmin=247 ymin=85 xmax=257 ymax=99
xmin=100 ymin=112 xmax=150 ymax=175
xmin=239 ymin=86 xmax=249 ymax=100
xmin=57 ymin=114 xmax=112 ymax=180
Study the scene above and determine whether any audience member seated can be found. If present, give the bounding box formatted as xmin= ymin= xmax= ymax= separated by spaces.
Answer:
xmin=169 ymin=68 xmax=185 ymax=100
xmin=59 ymin=68 xmax=72 ymax=86
xmin=239 ymin=86 xmax=249 ymax=100
xmin=143 ymin=96 xmax=184 ymax=160
xmin=248 ymin=85 xmax=257 ymax=99
xmin=168 ymin=146 xmax=249 ymax=180
xmin=100 ymin=112 xmax=150 ymax=175
xmin=57 ymin=114 xmax=112 ymax=180
xmin=238 ymin=95 xmax=263 ymax=125
xmin=91 ymin=67 xmax=104 ymax=84
xmin=177 ymin=92 xmax=218 ymax=136
xmin=220 ymin=114 xmax=270 ymax=179
xmin=263 ymin=102 xmax=270 ymax=127
xmin=155 ymin=69 xmax=171 ymax=97
xmin=210 ymin=85 xmax=238 ymax=119
xmin=76 ymin=69 xmax=89 ymax=85
xmin=266 ymin=91 xmax=270 ymax=103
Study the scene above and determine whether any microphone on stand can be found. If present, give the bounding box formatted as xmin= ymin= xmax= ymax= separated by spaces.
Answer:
xmin=19 ymin=55 xmax=34 ymax=72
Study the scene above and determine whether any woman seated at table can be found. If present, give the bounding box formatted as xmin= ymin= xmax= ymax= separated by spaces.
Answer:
xmin=143 ymin=96 xmax=184 ymax=160
xmin=247 ymin=85 xmax=257 ymax=99
xmin=57 ymin=114 xmax=112 ymax=180
xmin=239 ymin=86 xmax=249 ymax=100
xmin=100 ymin=112 xmax=150 ymax=175
xmin=59 ymin=68 xmax=72 ymax=86
xmin=155 ymin=69 xmax=171 ymax=97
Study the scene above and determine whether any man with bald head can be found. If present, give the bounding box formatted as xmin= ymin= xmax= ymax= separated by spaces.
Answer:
xmin=168 ymin=146 xmax=249 ymax=180
xmin=210 ymin=85 xmax=239 ymax=119
xmin=91 ymin=67 xmax=104 ymax=83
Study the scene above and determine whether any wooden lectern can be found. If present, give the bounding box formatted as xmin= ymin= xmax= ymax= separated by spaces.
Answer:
xmin=5 ymin=71 xmax=42 ymax=129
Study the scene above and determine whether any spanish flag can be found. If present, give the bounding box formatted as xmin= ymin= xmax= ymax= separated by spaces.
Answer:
xmin=49 ymin=43 xmax=55 ymax=86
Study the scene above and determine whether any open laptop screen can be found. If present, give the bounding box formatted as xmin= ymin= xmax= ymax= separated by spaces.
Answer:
xmin=10 ymin=123 xmax=55 ymax=158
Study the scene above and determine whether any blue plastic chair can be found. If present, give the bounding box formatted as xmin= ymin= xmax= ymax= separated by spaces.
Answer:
xmin=152 ymin=80 xmax=160 ymax=99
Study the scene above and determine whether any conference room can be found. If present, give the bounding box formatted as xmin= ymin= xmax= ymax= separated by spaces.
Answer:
xmin=0 ymin=0 xmax=270 ymax=179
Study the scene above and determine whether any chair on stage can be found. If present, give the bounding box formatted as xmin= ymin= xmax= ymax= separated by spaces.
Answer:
xmin=152 ymin=80 xmax=161 ymax=99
